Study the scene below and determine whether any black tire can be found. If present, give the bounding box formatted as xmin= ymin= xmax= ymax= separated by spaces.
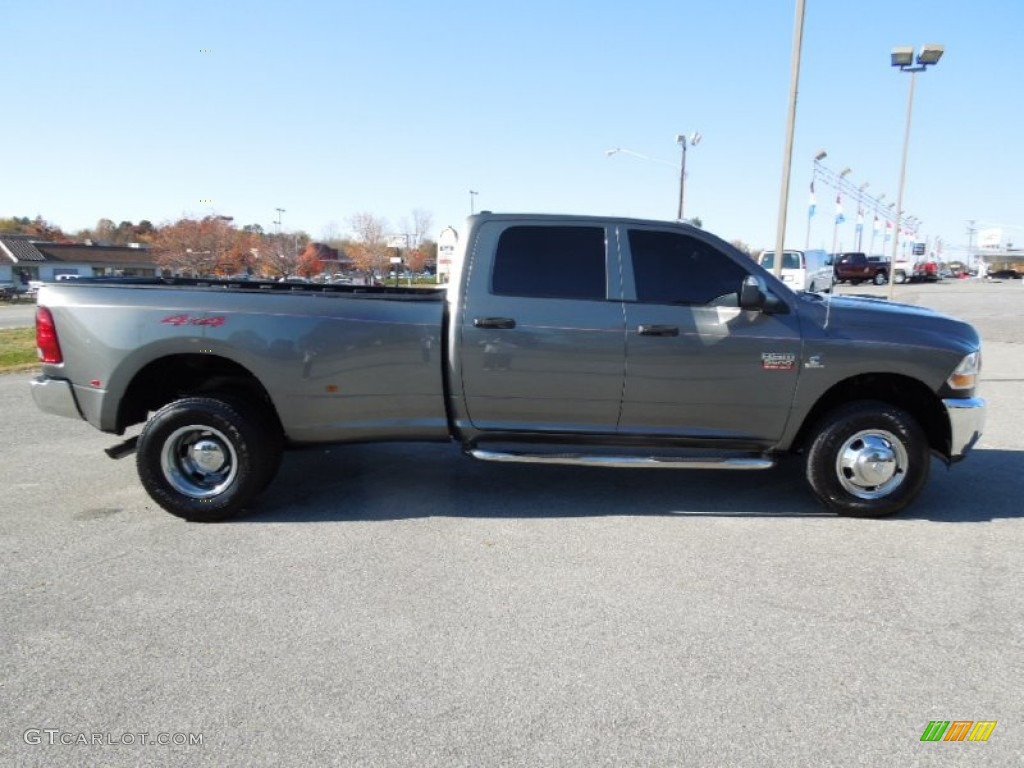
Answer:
xmin=895 ymin=271 xmax=907 ymax=284
xmin=873 ymin=271 xmax=887 ymax=285
xmin=136 ymin=397 xmax=280 ymax=522
xmin=805 ymin=400 xmax=930 ymax=517
xmin=216 ymin=395 xmax=284 ymax=492
xmin=850 ymin=279 xmax=862 ymax=286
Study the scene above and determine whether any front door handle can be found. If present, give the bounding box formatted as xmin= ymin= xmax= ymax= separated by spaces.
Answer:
xmin=638 ymin=324 xmax=679 ymax=337
xmin=474 ymin=317 xmax=517 ymax=330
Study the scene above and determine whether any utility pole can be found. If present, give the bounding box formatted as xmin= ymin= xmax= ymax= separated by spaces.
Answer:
xmin=966 ymin=220 xmax=976 ymax=272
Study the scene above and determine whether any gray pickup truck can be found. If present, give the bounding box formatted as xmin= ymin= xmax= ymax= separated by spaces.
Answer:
xmin=31 ymin=213 xmax=985 ymax=521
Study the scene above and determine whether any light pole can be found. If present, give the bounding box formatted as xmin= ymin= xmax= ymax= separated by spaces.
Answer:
xmin=606 ymin=147 xmax=681 ymax=220
xmin=676 ymin=132 xmax=702 ymax=222
xmin=805 ymin=149 xmax=827 ymax=250
xmin=855 ymin=182 xmax=869 ymax=251
xmin=886 ymin=43 xmax=944 ymax=300
xmin=771 ymin=0 xmax=807 ymax=279
xmin=273 ymin=208 xmax=287 ymax=278
xmin=831 ymin=167 xmax=852 ymax=256
xmin=469 ymin=190 xmax=478 ymax=215
xmin=868 ymin=193 xmax=885 ymax=256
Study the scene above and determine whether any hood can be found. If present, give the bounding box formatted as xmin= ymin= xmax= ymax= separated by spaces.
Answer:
xmin=798 ymin=293 xmax=981 ymax=353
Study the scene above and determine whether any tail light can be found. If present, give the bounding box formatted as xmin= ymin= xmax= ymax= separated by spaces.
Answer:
xmin=36 ymin=307 xmax=63 ymax=363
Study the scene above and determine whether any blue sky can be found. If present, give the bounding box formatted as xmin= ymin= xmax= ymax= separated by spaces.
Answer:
xmin=5 ymin=0 xmax=1022 ymax=257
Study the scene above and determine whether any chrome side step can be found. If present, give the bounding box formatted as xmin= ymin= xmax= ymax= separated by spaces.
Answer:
xmin=467 ymin=449 xmax=774 ymax=470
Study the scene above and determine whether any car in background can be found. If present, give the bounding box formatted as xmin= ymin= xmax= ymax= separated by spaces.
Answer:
xmin=757 ymin=249 xmax=834 ymax=292
xmin=913 ymin=260 xmax=940 ymax=282
xmin=988 ymin=268 xmax=1022 ymax=279
xmin=834 ymin=252 xmax=890 ymax=285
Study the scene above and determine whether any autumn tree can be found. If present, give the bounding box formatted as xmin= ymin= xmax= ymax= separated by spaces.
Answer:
xmin=348 ymin=212 xmax=390 ymax=276
xmin=253 ymin=230 xmax=310 ymax=278
xmin=0 ymin=215 xmax=66 ymax=241
xmin=295 ymin=243 xmax=326 ymax=278
xmin=151 ymin=216 xmax=239 ymax=276
xmin=404 ymin=239 xmax=437 ymax=273
xmin=0 ymin=216 xmax=33 ymax=233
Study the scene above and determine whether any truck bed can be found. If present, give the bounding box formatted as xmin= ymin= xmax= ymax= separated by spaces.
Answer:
xmin=36 ymin=278 xmax=450 ymax=444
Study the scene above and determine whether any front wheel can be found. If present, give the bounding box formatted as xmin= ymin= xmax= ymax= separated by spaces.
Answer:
xmin=805 ymin=401 xmax=930 ymax=517
xmin=136 ymin=397 xmax=280 ymax=522
xmin=873 ymin=271 xmax=888 ymax=285
xmin=895 ymin=271 xmax=908 ymax=284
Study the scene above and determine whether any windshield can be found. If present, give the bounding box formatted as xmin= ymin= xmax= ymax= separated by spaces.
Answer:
xmin=759 ymin=252 xmax=802 ymax=270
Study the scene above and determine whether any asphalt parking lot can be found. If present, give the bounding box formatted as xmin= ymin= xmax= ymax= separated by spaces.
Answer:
xmin=1 ymin=279 xmax=1022 ymax=767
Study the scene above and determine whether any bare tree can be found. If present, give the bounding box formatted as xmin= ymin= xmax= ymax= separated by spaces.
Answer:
xmin=255 ymin=230 xmax=309 ymax=278
xmin=320 ymin=220 xmax=342 ymax=246
xmin=729 ymin=239 xmax=755 ymax=259
xmin=404 ymin=209 xmax=434 ymax=247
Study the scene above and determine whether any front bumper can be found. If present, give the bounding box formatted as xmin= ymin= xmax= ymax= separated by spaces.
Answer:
xmin=942 ymin=397 xmax=986 ymax=460
xmin=30 ymin=375 xmax=83 ymax=422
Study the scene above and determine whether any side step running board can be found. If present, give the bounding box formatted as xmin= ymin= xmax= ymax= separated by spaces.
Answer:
xmin=468 ymin=449 xmax=774 ymax=470
xmin=104 ymin=436 xmax=138 ymax=460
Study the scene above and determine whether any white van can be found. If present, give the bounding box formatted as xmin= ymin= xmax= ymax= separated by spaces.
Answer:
xmin=757 ymin=249 xmax=834 ymax=293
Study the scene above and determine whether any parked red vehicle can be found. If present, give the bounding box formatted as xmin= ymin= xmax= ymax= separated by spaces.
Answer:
xmin=912 ymin=260 xmax=940 ymax=282
xmin=833 ymin=252 xmax=890 ymax=285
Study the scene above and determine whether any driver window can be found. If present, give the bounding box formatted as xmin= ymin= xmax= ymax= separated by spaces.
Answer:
xmin=628 ymin=229 xmax=748 ymax=305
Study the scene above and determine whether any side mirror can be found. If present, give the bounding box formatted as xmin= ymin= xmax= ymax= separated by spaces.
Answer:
xmin=739 ymin=275 xmax=766 ymax=310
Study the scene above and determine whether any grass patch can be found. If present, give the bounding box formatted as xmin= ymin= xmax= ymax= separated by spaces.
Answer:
xmin=0 ymin=327 xmax=38 ymax=372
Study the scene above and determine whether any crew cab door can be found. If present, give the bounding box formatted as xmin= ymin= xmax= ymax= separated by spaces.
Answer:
xmin=458 ymin=221 xmax=625 ymax=434
xmin=619 ymin=225 xmax=802 ymax=444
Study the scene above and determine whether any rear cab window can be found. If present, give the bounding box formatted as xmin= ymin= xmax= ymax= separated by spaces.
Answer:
xmin=492 ymin=225 xmax=607 ymax=300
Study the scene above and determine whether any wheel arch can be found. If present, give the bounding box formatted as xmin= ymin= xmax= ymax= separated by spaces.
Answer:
xmin=792 ymin=373 xmax=951 ymax=461
xmin=117 ymin=353 xmax=283 ymax=439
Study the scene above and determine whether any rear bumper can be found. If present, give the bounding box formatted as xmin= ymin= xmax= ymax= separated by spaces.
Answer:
xmin=942 ymin=397 xmax=986 ymax=460
xmin=30 ymin=375 xmax=83 ymax=421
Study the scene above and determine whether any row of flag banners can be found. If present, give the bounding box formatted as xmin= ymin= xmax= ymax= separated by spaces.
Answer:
xmin=808 ymin=180 xmax=911 ymax=236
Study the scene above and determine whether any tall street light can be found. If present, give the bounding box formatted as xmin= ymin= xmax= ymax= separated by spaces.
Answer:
xmin=606 ymin=147 xmax=680 ymax=220
xmin=676 ymin=131 xmax=702 ymax=221
xmin=886 ymin=43 xmax=944 ymax=300
xmin=771 ymin=0 xmax=808 ymax=280
xmin=831 ymin=167 xmax=852 ymax=256
xmin=805 ymin=149 xmax=827 ymax=249
xmin=469 ymin=190 xmax=479 ymax=215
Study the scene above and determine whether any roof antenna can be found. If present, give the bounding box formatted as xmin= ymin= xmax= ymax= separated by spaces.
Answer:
xmin=823 ymin=269 xmax=834 ymax=330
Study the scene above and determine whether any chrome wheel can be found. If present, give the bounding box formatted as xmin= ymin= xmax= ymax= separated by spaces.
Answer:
xmin=835 ymin=429 xmax=908 ymax=500
xmin=160 ymin=424 xmax=238 ymax=498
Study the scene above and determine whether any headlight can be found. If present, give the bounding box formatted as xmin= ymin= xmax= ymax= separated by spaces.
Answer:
xmin=947 ymin=350 xmax=981 ymax=390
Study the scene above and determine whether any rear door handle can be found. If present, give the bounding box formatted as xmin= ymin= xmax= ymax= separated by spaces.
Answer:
xmin=474 ymin=317 xmax=517 ymax=330
xmin=638 ymin=324 xmax=679 ymax=337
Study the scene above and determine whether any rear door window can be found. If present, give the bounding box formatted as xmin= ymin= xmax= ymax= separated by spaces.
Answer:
xmin=492 ymin=226 xmax=607 ymax=300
